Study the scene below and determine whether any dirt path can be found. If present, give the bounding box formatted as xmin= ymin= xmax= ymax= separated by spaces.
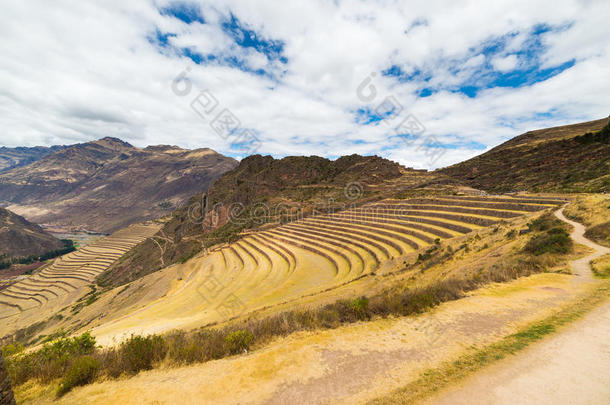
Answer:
xmin=424 ymin=301 xmax=610 ymax=405
xmin=22 ymin=274 xmax=589 ymax=405
xmin=554 ymin=207 xmax=610 ymax=281
xmin=424 ymin=207 xmax=610 ymax=405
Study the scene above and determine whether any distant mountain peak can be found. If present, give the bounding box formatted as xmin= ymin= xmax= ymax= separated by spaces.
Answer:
xmin=92 ymin=137 xmax=133 ymax=149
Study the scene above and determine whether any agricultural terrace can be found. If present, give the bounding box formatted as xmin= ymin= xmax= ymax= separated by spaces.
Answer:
xmin=88 ymin=195 xmax=565 ymax=344
xmin=0 ymin=224 xmax=160 ymax=319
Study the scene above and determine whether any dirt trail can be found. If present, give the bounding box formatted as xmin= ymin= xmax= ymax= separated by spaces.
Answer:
xmin=22 ymin=275 xmax=589 ymax=404
xmin=554 ymin=207 xmax=610 ymax=281
xmin=425 ymin=207 xmax=610 ymax=405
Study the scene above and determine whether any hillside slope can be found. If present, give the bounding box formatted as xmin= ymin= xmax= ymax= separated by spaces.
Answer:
xmin=439 ymin=117 xmax=610 ymax=193
xmin=0 ymin=208 xmax=64 ymax=258
xmin=99 ymin=154 xmax=437 ymax=287
xmin=0 ymin=138 xmax=237 ymax=233
xmin=0 ymin=145 xmax=66 ymax=172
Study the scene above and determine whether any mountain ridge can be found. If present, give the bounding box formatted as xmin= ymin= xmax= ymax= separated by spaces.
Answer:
xmin=0 ymin=207 xmax=64 ymax=259
xmin=0 ymin=138 xmax=238 ymax=233
xmin=438 ymin=117 xmax=610 ymax=193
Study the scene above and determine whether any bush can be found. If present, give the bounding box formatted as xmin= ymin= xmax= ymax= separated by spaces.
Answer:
xmin=524 ymin=228 xmax=572 ymax=255
xmin=350 ymin=296 xmax=369 ymax=319
xmin=165 ymin=329 xmax=227 ymax=364
xmin=224 ymin=330 xmax=254 ymax=354
xmin=1 ymin=343 xmax=24 ymax=357
xmin=56 ymin=356 xmax=100 ymax=397
xmin=117 ymin=335 xmax=167 ymax=375
xmin=5 ymin=332 xmax=97 ymax=386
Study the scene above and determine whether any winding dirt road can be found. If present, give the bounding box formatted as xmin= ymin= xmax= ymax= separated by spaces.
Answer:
xmin=426 ymin=207 xmax=610 ymax=405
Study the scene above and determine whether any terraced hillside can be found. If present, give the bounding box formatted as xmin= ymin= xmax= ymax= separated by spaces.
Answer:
xmin=0 ymin=223 xmax=160 ymax=322
xmin=86 ymin=194 xmax=565 ymax=344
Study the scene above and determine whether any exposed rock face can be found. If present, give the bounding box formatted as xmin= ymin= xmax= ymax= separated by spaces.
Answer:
xmin=0 ymin=138 xmax=238 ymax=233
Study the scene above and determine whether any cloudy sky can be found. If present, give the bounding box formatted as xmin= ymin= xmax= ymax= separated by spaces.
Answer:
xmin=1 ymin=0 xmax=608 ymax=169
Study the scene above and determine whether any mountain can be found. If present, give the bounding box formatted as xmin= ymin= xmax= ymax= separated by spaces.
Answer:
xmin=98 ymin=153 xmax=435 ymax=287
xmin=0 ymin=138 xmax=237 ymax=233
xmin=0 ymin=207 xmax=64 ymax=258
xmin=0 ymin=145 xmax=67 ymax=172
xmin=439 ymin=117 xmax=610 ymax=193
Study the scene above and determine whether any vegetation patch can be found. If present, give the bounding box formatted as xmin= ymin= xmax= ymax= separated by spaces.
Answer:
xmin=0 ymin=239 xmax=75 ymax=270
xmin=591 ymin=254 xmax=610 ymax=279
xmin=56 ymin=355 xmax=100 ymax=397
xmin=523 ymin=213 xmax=572 ymax=256
xmin=563 ymin=194 xmax=610 ymax=247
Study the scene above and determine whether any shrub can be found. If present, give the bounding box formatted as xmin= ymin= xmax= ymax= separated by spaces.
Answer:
xmin=5 ymin=332 xmax=97 ymax=386
xmin=591 ymin=254 xmax=610 ymax=278
xmin=524 ymin=228 xmax=572 ymax=255
xmin=117 ymin=335 xmax=167 ymax=375
xmin=350 ymin=296 xmax=369 ymax=319
xmin=224 ymin=330 xmax=254 ymax=354
xmin=165 ymin=329 xmax=227 ymax=364
xmin=1 ymin=343 xmax=24 ymax=357
xmin=56 ymin=356 xmax=100 ymax=397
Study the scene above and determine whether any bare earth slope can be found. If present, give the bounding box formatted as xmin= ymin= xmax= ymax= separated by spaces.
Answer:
xmin=439 ymin=117 xmax=610 ymax=193
xmin=0 ymin=138 xmax=237 ymax=233
xmin=0 ymin=208 xmax=63 ymax=258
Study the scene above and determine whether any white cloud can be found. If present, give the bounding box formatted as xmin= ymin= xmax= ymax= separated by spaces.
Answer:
xmin=491 ymin=54 xmax=519 ymax=72
xmin=0 ymin=0 xmax=608 ymax=170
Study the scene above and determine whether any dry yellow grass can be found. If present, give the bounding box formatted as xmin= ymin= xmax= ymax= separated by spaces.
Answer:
xmin=0 ymin=195 xmax=565 ymax=349
xmin=564 ymin=194 xmax=608 ymax=227
xmin=563 ymin=194 xmax=610 ymax=247
xmin=66 ymin=195 xmax=563 ymax=346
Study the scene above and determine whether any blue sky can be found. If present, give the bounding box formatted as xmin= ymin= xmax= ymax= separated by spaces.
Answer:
xmin=0 ymin=0 xmax=608 ymax=169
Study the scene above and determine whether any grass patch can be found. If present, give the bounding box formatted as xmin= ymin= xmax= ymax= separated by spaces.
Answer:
xmin=564 ymin=194 xmax=610 ymax=247
xmin=523 ymin=213 xmax=573 ymax=255
xmin=368 ymin=281 xmax=610 ymax=404
xmin=591 ymin=254 xmax=610 ymax=279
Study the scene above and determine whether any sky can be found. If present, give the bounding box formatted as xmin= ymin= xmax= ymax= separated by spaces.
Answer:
xmin=0 ymin=0 xmax=608 ymax=169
